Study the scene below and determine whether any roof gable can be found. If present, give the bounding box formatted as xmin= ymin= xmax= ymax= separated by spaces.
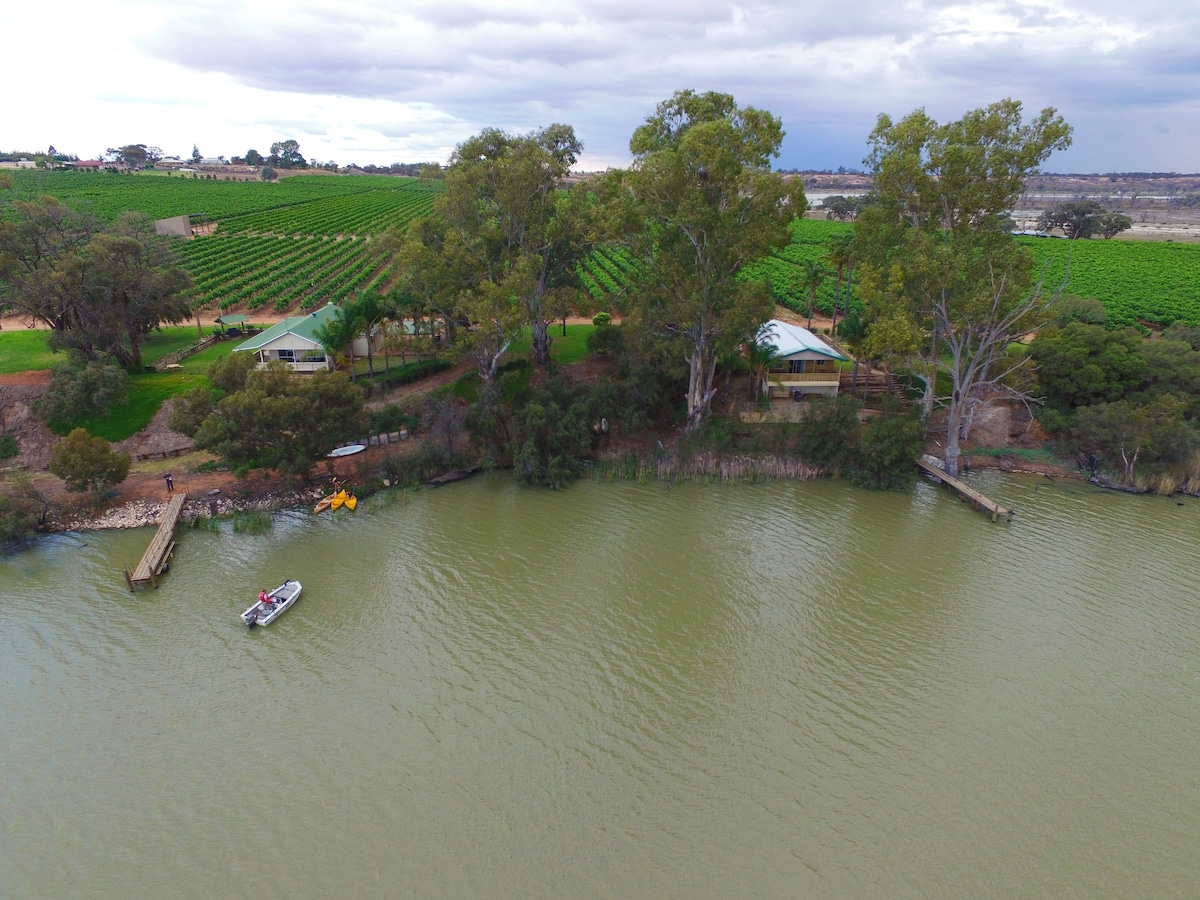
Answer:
xmin=234 ymin=304 xmax=341 ymax=352
xmin=756 ymin=319 xmax=849 ymax=362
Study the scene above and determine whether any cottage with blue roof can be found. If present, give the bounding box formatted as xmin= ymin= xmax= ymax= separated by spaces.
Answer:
xmin=756 ymin=319 xmax=850 ymax=399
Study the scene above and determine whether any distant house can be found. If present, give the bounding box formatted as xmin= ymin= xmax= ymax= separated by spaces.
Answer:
xmin=154 ymin=215 xmax=194 ymax=237
xmin=756 ymin=319 xmax=849 ymax=398
xmin=233 ymin=303 xmax=375 ymax=373
xmin=70 ymin=160 xmax=105 ymax=170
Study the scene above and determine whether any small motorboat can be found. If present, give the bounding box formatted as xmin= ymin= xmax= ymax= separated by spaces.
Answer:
xmin=241 ymin=580 xmax=302 ymax=628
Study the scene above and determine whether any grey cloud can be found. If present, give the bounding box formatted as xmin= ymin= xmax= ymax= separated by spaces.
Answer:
xmin=134 ymin=0 xmax=1200 ymax=171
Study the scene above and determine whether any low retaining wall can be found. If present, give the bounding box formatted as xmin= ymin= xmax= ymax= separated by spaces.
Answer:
xmin=335 ymin=428 xmax=411 ymax=450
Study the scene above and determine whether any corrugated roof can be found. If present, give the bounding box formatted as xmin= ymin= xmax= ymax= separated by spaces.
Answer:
xmin=234 ymin=304 xmax=340 ymax=352
xmin=757 ymin=319 xmax=849 ymax=361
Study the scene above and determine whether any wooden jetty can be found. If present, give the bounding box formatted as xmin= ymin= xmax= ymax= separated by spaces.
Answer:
xmin=916 ymin=457 xmax=1013 ymax=522
xmin=123 ymin=493 xmax=187 ymax=590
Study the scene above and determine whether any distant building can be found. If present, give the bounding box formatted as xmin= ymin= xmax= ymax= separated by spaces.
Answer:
xmin=154 ymin=215 xmax=194 ymax=238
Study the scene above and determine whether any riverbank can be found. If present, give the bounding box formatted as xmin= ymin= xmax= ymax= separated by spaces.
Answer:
xmin=44 ymin=441 xmax=1082 ymax=533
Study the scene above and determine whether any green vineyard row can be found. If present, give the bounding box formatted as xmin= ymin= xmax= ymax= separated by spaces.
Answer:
xmin=9 ymin=171 xmax=1198 ymax=325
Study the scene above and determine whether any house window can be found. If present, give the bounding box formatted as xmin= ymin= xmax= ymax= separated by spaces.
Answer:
xmin=276 ymin=349 xmax=296 ymax=362
xmin=788 ymin=359 xmax=807 ymax=374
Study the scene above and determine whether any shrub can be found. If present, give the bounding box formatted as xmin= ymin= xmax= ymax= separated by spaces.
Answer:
xmin=796 ymin=395 xmax=861 ymax=472
xmin=586 ymin=323 xmax=623 ymax=355
xmin=847 ymin=401 xmax=924 ymax=490
xmin=368 ymin=404 xmax=418 ymax=434
xmin=168 ymin=388 xmax=218 ymax=437
xmin=34 ymin=363 xmax=129 ymax=428
xmin=49 ymin=428 xmax=131 ymax=495
xmin=0 ymin=435 xmax=18 ymax=461
xmin=592 ymin=312 xmax=612 ymax=326
xmin=0 ymin=489 xmax=41 ymax=549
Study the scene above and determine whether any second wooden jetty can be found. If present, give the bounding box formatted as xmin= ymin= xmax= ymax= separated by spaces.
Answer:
xmin=916 ymin=457 xmax=1013 ymax=522
xmin=124 ymin=493 xmax=187 ymax=590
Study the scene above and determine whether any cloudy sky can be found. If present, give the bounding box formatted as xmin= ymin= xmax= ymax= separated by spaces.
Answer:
xmin=6 ymin=0 xmax=1197 ymax=172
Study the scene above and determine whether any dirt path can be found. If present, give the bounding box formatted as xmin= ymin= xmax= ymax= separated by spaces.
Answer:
xmin=0 ymin=371 xmax=50 ymax=386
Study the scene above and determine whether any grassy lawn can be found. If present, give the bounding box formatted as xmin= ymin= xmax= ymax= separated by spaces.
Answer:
xmin=176 ymin=338 xmax=237 ymax=373
xmin=63 ymin=371 xmax=208 ymax=441
xmin=0 ymin=330 xmax=63 ymax=373
xmin=507 ymin=324 xmax=596 ymax=365
xmin=0 ymin=324 xmax=221 ymax=373
xmin=140 ymin=325 xmax=213 ymax=366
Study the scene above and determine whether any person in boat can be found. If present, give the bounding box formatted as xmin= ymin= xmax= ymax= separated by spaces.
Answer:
xmin=259 ymin=590 xmax=270 ymax=606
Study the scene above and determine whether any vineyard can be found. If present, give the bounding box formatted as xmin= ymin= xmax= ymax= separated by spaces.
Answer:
xmin=7 ymin=170 xmax=406 ymax=222
xmin=1020 ymin=237 xmax=1200 ymax=327
xmin=8 ymin=170 xmax=1200 ymax=325
xmin=179 ymin=182 xmax=437 ymax=311
xmin=4 ymin=172 xmax=438 ymax=313
xmin=577 ymin=219 xmax=855 ymax=318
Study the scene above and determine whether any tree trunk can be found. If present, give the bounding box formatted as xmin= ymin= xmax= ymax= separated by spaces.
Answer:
xmin=944 ymin=394 xmax=963 ymax=476
xmin=685 ymin=337 xmax=718 ymax=432
xmin=532 ymin=317 xmax=552 ymax=367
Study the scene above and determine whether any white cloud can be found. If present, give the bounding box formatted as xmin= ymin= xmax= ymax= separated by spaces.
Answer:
xmin=5 ymin=0 xmax=1198 ymax=172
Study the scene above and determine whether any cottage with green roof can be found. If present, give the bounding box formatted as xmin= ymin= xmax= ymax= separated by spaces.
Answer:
xmin=233 ymin=304 xmax=341 ymax=373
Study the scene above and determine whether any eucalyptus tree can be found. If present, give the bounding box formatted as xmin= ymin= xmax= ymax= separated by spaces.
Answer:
xmin=1038 ymin=201 xmax=1129 ymax=240
xmin=797 ymin=259 xmax=828 ymax=331
xmin=853 ymin=99 xmax=1072 ymax=474
xmin=825 ymin=232 xmax=855 ymax=332
xmin=394 ymin=125 xmax=591 ymax=382
xmin=617 ymin=89 xmax=806 ymax=431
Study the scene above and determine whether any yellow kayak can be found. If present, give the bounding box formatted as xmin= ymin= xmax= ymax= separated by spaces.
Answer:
xmin=330 ymin=489 xmax=348 ymax=511
xmin=345 ymin=494 xmax=358 ymax=511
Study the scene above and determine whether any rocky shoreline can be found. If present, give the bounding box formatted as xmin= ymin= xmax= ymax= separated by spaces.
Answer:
xmin=55 ymin=487 xmax=324 ymax=531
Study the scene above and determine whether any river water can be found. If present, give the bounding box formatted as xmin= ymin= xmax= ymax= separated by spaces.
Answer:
xmin=3 ymin=472 xmax=1199 ymax=897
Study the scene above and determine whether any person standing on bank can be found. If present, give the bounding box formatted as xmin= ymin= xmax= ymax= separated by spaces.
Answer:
xmin=164 ymin=473 xmax=174 ymax=492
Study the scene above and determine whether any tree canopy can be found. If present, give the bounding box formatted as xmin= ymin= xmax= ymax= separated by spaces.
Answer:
xmin=853 ymin=98 xmax=1072 ymax=474
xmin=269 ymin=140 xmax=306 ymax=169
xmin=0 ymin=201 xmax=193 ymax=370
xmin=49 ymin=428 xmax=130 ymax=495
xmin=395 ymin=124 xmax=592 ymax=381
xmin=617 ymin=89 xmax=806 ymax=431
xmin=193 ymin=363 xmax=366 ymax=476
xmin=1039 ymin=201 xmax=1132 ymax=240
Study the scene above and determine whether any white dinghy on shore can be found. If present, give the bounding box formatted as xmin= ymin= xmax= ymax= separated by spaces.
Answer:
xmin=241 ymin=580 xmax=302 ymax=628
